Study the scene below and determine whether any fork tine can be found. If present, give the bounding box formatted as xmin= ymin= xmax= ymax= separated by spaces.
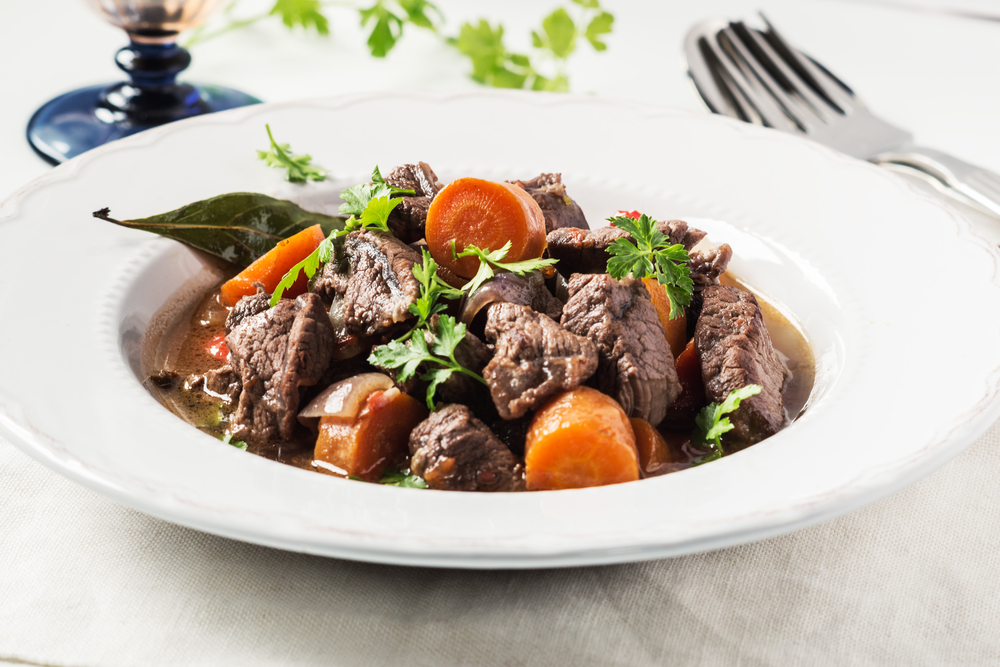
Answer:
xmin=759 ymin=14 xmax=857 ymax=114
xmin=720 ymin=25 xmax=821 ymax=132
xmin=735 ymin=21 xmax=850 ymax=121
xmin=700 ymin=30 xmax=797 ymax=130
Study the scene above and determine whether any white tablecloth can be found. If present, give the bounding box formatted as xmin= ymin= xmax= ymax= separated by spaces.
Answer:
xmin=3 ymin=1 xmax=1000 ymax=665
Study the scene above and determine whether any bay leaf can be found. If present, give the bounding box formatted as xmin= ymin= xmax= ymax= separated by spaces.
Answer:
xmin=94 ymin=193 xmax=347 ymax=268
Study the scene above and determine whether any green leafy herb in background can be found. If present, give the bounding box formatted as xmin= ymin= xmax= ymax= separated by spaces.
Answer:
xmin=184 ymin=0 xmax=612 ymax=92
xmin=451 ymin=0 xmax=613 ymax=91
xmin=691 ymin=385 xmax=763 ymax=465
xmin=605 ymin=214 xmax=693 ymax=319
xmin=257 ymin=124 xmax=327 ymax=183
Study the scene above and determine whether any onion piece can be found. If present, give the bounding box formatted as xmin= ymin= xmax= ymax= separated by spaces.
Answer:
xmin=459 ymin=273 xmax=533 ymax=325
xmin=298 ymin=373 xmax=394 ymax=429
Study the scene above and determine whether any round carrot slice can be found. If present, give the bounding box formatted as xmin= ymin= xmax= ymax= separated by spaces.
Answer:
xmin=425 ymin=177 xmax=547 ymax=278
xmin=525 ymin=387 xmax=640 ymax=490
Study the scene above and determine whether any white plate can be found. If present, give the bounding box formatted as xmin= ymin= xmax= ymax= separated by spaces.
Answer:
xmin=2 ymin=92 xmax=999 ymax=568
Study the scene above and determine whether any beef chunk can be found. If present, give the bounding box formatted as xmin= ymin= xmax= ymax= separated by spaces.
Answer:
xmin=695 ymin=285 xmax=788 ymax=449
xmin=227 ymin=293 xmax=335 ymax=444
xmin=547 ymin=226 xmax=630 ymax=274
xmin=226 ymin=285 xmax=270 ymax=334
xmin=409 ymin=404 xmax=525 ymax=492
xmin=509 ymin=173 xmax=589 ymax=232
xmin=685 ymin=244 xmax=735 ymax=340
xmin=690 ymin=244 xmax=733 ymax=292
xmin=483 ymin=302 xmax=598 ymax=419
xmin=547 ymin=220 xmax=706 ymax=276
xmin=435 ymin=324 xmax=494 ymax=408
xmin=658 ymin=219 xmax=707 ymax=249
xmin=560 ymin=274 xmax=680 ymax=425
xmin=311 ymin=230 xmax=421 ymax=338
xmin=384 ymin=162 xmax=443 ymax=243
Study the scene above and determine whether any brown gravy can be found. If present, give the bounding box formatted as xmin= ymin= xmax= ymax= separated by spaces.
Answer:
xmin=149 ymin=273 xmax=816 ymax=479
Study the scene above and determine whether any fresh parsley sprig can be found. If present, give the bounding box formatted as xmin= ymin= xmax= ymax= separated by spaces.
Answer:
xmin=369 ymin=315 xmax=487 ymax=410
xmin=406 ymin=248 xmax=465 ymax=335
xmin=339 ymin=166 xmax=415 ymax=216
xmin=377 ymin=468 xmax=428 ymax=488
xmin=605 ymin=213 xmax=693 ymax=320
xmin=257 ymin=124 xmax=327 ymax=183
xmin=269 ymin=168 xmax=404 ymax=306
xmin=220 ymin=433 xmax=248 ymax=450
xmin=691 ymin=385 xmax=762 ymax=464
xmin=451 ymin=0 xmax=613 ymax=91
xmin=450 ymin=241 xmax=560 ymax=295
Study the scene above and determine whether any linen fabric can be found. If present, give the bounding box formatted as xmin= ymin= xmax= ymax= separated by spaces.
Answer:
xmin=3 ymin=419 xmax=1000 ymax=667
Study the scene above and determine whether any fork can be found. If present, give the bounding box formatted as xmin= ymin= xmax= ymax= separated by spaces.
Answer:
xmin=684 ymin=15 xmax=1000 ymax=219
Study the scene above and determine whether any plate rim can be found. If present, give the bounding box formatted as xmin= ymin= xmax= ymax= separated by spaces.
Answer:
xmin=3 ymin=90 xmax=1000 ymax=568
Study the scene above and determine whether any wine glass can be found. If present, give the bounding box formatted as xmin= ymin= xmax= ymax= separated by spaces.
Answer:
xmin=27 ymin=0 xmax=261 ymax=165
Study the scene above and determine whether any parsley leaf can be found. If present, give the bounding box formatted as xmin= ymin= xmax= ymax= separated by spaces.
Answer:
xmin=339 ymin=166 xmax=414 ymax=216
xmin=257 ymin=124 xmax=327 ymax=184
xmin=369 ymin=315 xmax=486 ymax=410
xmin=605 ymin=213 xmax=693 ymax=319
xmin=270 ymin=0 xmax=329 ymax=35
xmin=378 ymin=468 xmax=428 ymax=488
xmin=359 ymin=0 xmax=441 ymax=58
xmin=451 ymin=1 xmax=613 ymax=92
xmin=408 ymin=248 xmax=464 ymax=331
xmin=220 ymin=433 xmax=248 ymax=450
xmin=451 ymin=241 xmax=560 ymax=295
xmin=584 ymin=11 xmax=614 ymax=51
xmin=270 ymin=168 xmax=406 ymax=306
xmin=691 ymin=385 xmax=763 ymax=464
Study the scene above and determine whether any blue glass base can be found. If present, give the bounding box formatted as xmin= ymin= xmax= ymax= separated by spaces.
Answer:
xmin=27 ymin=83 xmax=261 ymax=165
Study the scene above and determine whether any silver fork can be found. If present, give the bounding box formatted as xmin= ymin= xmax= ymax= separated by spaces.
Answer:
xmin=684 ymin=15 xmax=1000 ymax=219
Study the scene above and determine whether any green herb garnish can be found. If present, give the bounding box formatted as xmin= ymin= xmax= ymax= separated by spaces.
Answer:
xmin=378 ymin=468 xmax=428 ymax=488
xmin=220 ymin=433 xmax=248 ymax=450
xmin=451 ymin=1 xmax=613 ymax=92
xmin=269 ymin=168 xmax=405 ymax=306
xmin=369 ymin=314 xmax=487 ymax=410
xmin=451 ymin=241 xmax=560 ymax=295
xmin=691 ymin=385 xmax=762 ymax=464
xmin=605 ymin=213 xmax=693 ymax=319
xmin=360 ymin=0 xmax=442 ymax=57
xmin=257 ymin=124 xmax=327 ymax=183
xmin=339 ymin=165 xmax=415 ymax=217
xmin=407 ymin=248 xmax=465 ymax=334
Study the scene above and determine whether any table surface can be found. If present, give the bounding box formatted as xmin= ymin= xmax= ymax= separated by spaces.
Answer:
xmin=3 ymin=0 xmax=1000 ymax=665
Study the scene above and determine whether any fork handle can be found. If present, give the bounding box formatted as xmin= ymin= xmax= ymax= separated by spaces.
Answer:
xmin=871 ymin=147 xmax=1000 ymax=219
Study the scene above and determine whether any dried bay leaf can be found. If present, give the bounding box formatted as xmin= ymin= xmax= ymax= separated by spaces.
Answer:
xmin=94 ymin=193 xmax=347 ymax=268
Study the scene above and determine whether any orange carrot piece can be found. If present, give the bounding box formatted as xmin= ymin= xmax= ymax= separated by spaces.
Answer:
xmin=220 ymin=224 xmax=326 ymax=307
xmin=525 ymin=387 xmax=639 ymax=490
xmin=425 ymin=177 xmax=547 ymax=278
xmin=314 ymin=388 xmax=428 ymax=481
xmin=641 ymin=277 xmax=687 ymax=359
xmin=660 ymin=338 xmax=706 ymax=430
xmin=630 ymin=418 xmax=685 ymax=477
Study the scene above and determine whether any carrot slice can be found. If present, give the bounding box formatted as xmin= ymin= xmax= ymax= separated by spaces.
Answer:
xmin=630 ymin=418 xmax=684 ymax=477
xmin=525 ymin=387 xmax=639 ymax=490
xmin=641 ymin=277 xmax=687 ymax=359
xmin=220 ymin=224 xmax=326 ymax=307
xmin=425 ymin=177 xmax=547 ymax=278
xmin=314 ymin=388 xmax=428 ymax=481
xmin=660 ymin=338 xmax=706 ymax=430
